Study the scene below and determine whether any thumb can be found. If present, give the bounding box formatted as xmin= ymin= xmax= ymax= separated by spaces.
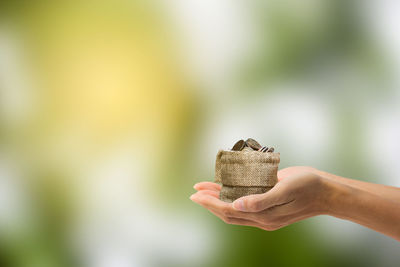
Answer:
xmin=232 ymin=188 xmax=280 ymax=212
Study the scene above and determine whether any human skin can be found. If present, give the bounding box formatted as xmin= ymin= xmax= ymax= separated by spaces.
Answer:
xmin=190 ymin=166 xmax=400 ymax=241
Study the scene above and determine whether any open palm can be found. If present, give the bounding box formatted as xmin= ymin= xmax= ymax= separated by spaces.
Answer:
xmin=190 ymin=167 xmax=329 ymax=230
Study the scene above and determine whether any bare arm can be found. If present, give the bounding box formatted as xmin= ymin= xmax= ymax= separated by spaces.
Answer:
xmin=279 ymin=166 xmax=400 ymax=202
xmin=327 ymin=179 xmax=400 ymax=240
xmin=190 ymin=167 xmax=400 ymax=241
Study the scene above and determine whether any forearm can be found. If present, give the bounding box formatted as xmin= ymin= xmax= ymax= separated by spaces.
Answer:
xmin=325 ymin=179 xmax=400 ymax=241
xmin=317 ymin=170 xmax=400 ymax=203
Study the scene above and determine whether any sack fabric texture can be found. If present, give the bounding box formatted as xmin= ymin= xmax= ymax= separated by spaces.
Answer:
xmin=215 ymin=150 xmax=280 ymax=202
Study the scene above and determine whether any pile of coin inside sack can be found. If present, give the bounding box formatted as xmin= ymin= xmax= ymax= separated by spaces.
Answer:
xmin=231 ymin=138 xmax=275 ymax=153
xmin=215 ymin=138 xmax=280 ymax=202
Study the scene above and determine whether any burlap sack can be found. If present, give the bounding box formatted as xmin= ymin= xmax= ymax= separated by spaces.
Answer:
xmin=215 ymin=149 xmax=280 ymax=202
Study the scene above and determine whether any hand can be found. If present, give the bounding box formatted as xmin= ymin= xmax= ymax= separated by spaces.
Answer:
xmin=190 ymin=168 xmax=331 ymax=231
xmin=191 ymin=167 xmax=400 ymax=240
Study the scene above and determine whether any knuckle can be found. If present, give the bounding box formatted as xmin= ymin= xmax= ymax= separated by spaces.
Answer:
xmin=269 ymin=224 xmax=280 ymax=230
xmin=221 ymin=208 xmax=231 ymax=217
xmin=222 ymin=216 xmax=232 ymax=224
xmin=270 ymin=224 xmax=284 ymax=230
xmin=263 ymin=224 xmax=279 ymax=231
xmin=250 ymin=200 xmax=263 ymax=211
xmin=225 ymin=217 xmax=234 ymax=224
xmin=225 ymin=209 xmax=234 ymax=217
xmin=262 ymin=225 xmax=274 ymax=231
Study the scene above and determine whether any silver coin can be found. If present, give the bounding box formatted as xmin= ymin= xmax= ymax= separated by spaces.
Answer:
xmin=231 ymin=139 xmax=245 ymax=151
xmin=258 ymin=146 xmax=268 ymax=152
xmin=245 ymin=138 xmax=262 ymax=150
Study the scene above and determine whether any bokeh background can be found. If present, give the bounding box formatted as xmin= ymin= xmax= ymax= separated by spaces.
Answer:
xmin=1 ymin=0 xmax=400 ymax=266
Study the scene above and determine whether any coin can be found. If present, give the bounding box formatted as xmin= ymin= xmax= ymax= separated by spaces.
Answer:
xmin=245 ymin=138 xmax=262 ymax=150
xmin=258 ymin=146 xmax=268 ymax=152
xmin=267 ymin=147 xmax=274 ymax=152
xmin=232 ymin=139 xmax=245 ymax=151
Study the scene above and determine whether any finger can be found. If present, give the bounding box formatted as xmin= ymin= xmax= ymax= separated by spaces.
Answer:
xmin=256 ymin=207 xmax=318 ymax=231
xmin=204 ymin=206 xmax=259 ymax=226
xmin=232 ymin=185 xmax=290 ymax=212
xmin=190 ymin=191 xmax=228 ymax=209
xmin=190 ymin=191 xmax=233 ymax=212
xmin=261 ymin=198 xmax=297 ymax=217
xmin=277 ymin=168 xmax=295 ymax=181
xmin=204 ymin=205 xmax=227 ymax=220
xmin=200 ymin=195 xmax=313 ymax=232
xmin=270 ymin=212 xmax=315 ymax=230
xmin=191 ymin=192 xmax=294 ymax=230
xmin=200 ymin=201 xmax=267 ymax=225
xmin=195 ymin=189 xmax=220 ymax=199
xmin=194 ymin=182 xmax=221 ymax=191
xmin=190 ymin=192 xmax=260 ymax=222
xmin=202 ymin=205 xmax=276 ymax=230
xmin=221 ymin=217 xmax=270 ymax=228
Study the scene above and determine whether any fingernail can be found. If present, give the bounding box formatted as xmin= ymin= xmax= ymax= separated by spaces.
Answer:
xmin=233 ymin=199 xmax=245 ymax=211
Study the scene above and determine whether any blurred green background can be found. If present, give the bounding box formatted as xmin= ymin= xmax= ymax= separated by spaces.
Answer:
xmin=1 ymin=0 xmax=400 ymax=267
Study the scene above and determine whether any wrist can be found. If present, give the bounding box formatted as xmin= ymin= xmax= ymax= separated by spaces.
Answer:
xmin=319 ymin=175 xmax=354 ymax=217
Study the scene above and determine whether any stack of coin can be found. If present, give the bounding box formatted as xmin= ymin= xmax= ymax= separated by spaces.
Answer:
xmin=231 ymin=138 xmax=275 ymax=153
